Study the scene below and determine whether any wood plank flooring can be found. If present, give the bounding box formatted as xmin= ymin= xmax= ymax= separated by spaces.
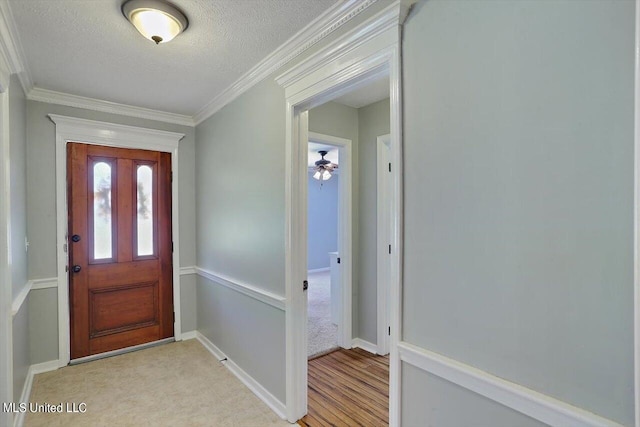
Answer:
xmin=298 ymin=348 xmax=389 ymax=427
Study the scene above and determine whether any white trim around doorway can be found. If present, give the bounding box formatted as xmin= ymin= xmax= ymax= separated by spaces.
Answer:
xmin=49 ymin=114 xmax=184 ymax=368
xmin=376 ymin=134 xmax=391 ymax=356
xmin=277 ymin=1 xmax=407 ymax=423
xmin=309 ymin=131 xmax=353 ymax=349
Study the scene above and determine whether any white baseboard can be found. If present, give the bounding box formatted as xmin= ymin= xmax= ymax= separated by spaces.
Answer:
xmin=14 ymin=360 xmax=59 ymax=427
xmin=307 ymin=267 xmax=330 ymax=274
xmin=195 ymin=332 xmax=286 ymax=420
xmin=352 ymin=338 xmax=378 ymax=355
xmin=180 ymin=330 xmax=197 ymax=340
xmin=397 ymin=341 xmax=624 ymax=427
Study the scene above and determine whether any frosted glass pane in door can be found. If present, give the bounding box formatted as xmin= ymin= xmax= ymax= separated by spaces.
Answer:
xmin=93 ymin=162 xmax=113 ymax=260
xmin=137 ymin=165 xmax=154 ymax=256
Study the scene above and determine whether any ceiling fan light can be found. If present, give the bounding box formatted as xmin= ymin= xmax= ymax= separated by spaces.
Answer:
xmin=321 ymin=170 xmax=332 ymax=180
xmin=313 ymin=170 xmax=322 ymax=180
xmin=123 ymin=0 xmax=188 ymax=44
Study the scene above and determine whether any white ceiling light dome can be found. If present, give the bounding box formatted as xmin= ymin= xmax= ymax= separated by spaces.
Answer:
xmin=122 ymin=0 xmax=189 ymax=45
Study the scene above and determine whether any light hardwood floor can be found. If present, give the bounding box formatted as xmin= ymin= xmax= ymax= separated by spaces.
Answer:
xmin=298 ymin=348 xmax=389 ymax=427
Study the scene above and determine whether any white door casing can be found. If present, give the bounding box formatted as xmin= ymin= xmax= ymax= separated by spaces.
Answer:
xmin=0 ymin=64 xmax=13 ymax=427
xmin=377 ymin=134 xmax=391 ymax=356
xmin=49 ymin=115 xmax=184 ymax=367
xmin=308 ymin=131 xmax=353 ymax=349
xmin=277 ymin=1 xmax=408 ymax=423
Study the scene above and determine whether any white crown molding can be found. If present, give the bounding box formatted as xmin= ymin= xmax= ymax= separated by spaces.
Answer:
xmin=0 ymin=0 xmax=32 ymax=94
xmin=398 ymin=341 xmax=625 ymax=427
xmin=31 ymin=87 xmax=194 ymax=127
xmin=192 ymin=0 xmax=378 ymax=125
xmin=195 ymin=266 xmax=285 ymax=311
xmin=0 ymin=0 xmax=380 ymax=127
xmin=276 ymin=0 xmax=407 ymax=88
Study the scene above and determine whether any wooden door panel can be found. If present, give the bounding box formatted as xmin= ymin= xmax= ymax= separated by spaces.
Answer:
xmin=90 ymin=282 xmax=158 ymax=336
xmin=68 ymin=142 xmax=173 ymax=360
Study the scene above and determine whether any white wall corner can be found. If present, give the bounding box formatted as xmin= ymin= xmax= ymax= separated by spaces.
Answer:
xmin=0 ymin=0 xmax=33 ymax=94
xmin=195 ymin=332 xmax=287 ymax=420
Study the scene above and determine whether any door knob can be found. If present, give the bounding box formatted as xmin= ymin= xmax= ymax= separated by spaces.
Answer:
xmin=72 ymin=265 xmax=81 ymax=273
xmin=71 ymin=234 xmax=81 ymax=242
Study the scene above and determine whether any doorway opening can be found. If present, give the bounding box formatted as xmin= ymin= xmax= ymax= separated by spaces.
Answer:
xmin=51 ymin=115 xmax=184 ymax=367
xmin=298 ymin=74 xmax=393 ymax=425
xmin=67 ymin=143 xmax=174 ymax=361
xmin=306 ymin=132 xmax=352 ymax=358
xmin=279 ymin=4 xmax=404 ymax=421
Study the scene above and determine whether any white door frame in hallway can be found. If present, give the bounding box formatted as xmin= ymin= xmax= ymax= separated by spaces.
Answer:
xmin=0 ymin=66 xmax=14 ymax=427
xmin=377 ymin=133 xmax=391 ymax=356
xmin=308 ymin=131 xmax=352 ymax=349
xmin=50 ymin=115 xmax=184 ymax=367
xmin=278 ymin=2 xmax=407 ymax=423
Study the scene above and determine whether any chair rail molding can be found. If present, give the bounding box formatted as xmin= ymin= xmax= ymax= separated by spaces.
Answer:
xmin=195 ymin=266 xmax=285 ymax=311
xmin=398 ymin=342 xmax=625 ymax=427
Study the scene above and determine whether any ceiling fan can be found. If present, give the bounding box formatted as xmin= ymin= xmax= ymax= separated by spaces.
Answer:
xmin=312 ymin=150 xmax=338 ymax=181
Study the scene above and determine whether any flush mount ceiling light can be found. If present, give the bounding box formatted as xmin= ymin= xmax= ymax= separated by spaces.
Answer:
xmin=122 ymin=0 xmax=189 ymax=45
xmin=312 ymin=150 xmax=338 ymax=182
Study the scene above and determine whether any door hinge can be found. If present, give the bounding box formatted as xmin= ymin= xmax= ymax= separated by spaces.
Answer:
xmin=337 ymin=257 xmax=341 ymax=264
xmin=389 ymin=244 xmax=391 ymax=254
xmin=171 ymin=171 xmax=173 ymax=182
xmin=388 ymin=162 xmax=391 ymax=172
xmin=172 ymin=242 xmax=174 ymax=252
xmin=173 ymin=312 xmax=176 ymax=323
xmin=303 ymin=280 xmax=309 ymax=291
xmin=388 ymin=326 xmax=391 ymax=336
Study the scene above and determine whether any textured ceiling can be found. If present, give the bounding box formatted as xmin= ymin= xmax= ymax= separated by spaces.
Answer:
xmin=9 ymin=0 xmax=336 ymax=116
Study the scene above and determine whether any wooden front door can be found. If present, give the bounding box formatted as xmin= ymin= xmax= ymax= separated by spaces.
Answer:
xmin=67 ymin=143 xmax=173 ymax=359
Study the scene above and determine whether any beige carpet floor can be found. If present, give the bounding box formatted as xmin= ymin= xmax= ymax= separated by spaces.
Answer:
xmin=25 ymin=339 xmax=290 ymax=427
xmin=307 ymin=271 xmax=338 ymax=358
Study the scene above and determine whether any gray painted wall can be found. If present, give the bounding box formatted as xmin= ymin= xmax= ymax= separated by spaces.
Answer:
xmin=197 ymin=275 xmax=286 ymax=402
xmin=10 ymin=74 xmax=27 ymax=297
xmin=25 ymin=100 xmax=197 ymax=363
xmin=195 ymin=77 xmax=287 ymax=402
xmin=12 ymin=302 xmax=29 ymax=402
xmin=29 ymin=288 xmax=58 ymax=364
xmin=307 ymin=172 xmax=338 ymax=270
xmin=357 ymin=98 xmax=389 ymax=345
xmin=9 ymin=73 xmax=30 ymax=403
xmin=402 ymin=363 xmax=548 ymax=427
xmin=403 ymin=0 xmax=634 ymax=425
